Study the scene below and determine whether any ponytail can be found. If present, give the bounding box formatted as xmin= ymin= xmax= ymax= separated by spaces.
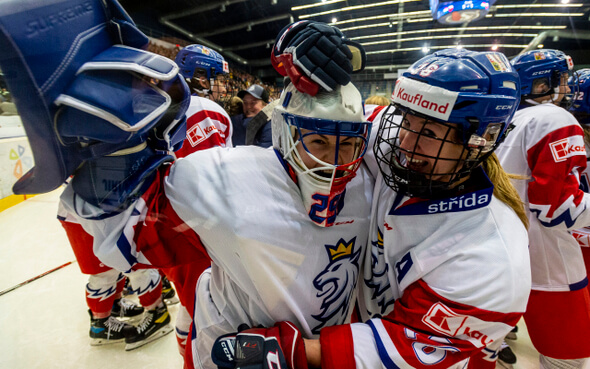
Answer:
xmin=483 ymin=153 xmax=529 ymax=229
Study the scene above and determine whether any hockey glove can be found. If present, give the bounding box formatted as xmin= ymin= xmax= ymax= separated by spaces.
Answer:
xmin=211 ymin=321 xmax=308 ymax=369
xmin=272 ymin=21 xmax=366 ymax=96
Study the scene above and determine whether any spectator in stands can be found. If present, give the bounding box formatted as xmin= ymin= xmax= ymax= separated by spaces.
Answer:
xmin=231 ymin=84 xmax=269 ymax=146
xmin=245 ymin=99 xmax=279 ymax=147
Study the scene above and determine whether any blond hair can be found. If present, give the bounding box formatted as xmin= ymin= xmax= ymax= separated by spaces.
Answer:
xmin=483 ymin=153 xmax=529 ymax=229
xmin=226 ymin=96 xmax=243 ymax=117
xmin=365 ymin=95 xmax=390 ymax=107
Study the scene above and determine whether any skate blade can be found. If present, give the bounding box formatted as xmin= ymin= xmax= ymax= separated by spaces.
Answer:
xmin=124 ymin=324 xmax=174 ymax=351
xmin=112 ymin=314 xmax=144 ymax=324
xmin=504 ymin=332 xmax=517 ymax=340
xmin=164 ymin=295 xmax=180 ymax=305
xmin=90 ymin=337 xmax=125 ymax=346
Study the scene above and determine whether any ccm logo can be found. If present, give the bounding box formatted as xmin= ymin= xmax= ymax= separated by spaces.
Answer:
xmin=496 ymin=105 xmax=512 ymax=110
xmin=549 ymin=136 xmax=586 ymax=162
xmin=532 ymin=69 xmax=551 ymax=76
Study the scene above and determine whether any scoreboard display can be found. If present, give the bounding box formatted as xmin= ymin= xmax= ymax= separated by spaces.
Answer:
xmin=430 ymin=0 xmax=496 ymax=25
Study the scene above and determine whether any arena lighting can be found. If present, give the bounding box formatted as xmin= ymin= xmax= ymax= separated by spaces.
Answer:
xmin=538 ymin=44 xmax=544 ymax=48
xmin=365 ymin=43 xmax=528 ymax=55
xmin=305 ymin=2 xmax=584 ymax=23
xmin=491 ymin=12 xmax=584 ymax=17
xmin=491 ymin=44 xmax=499 ymax=50
xmin=291 ymin=0 xmax=345 ymax=11
xmin=327 ymin=11 xmax=430 ymax=25
xmin=339 ymin=22 xmax=393 ymax=31
xmin=298 ymin=0 xmax=421 ymax=19
xmin=496 ymin=3 xmax=581 ymax=8
xmin=348 ymin=25 xmax=566 ymax=41
xmin=332 ymin=17 xmax=337 ymax=23
xmin=422 ymin=45 xmax=430 ymax=53
xmin=360 ymin=33 xmax=536 ymax=47
xmin=561 ymin=0 xmax=571 ymax=3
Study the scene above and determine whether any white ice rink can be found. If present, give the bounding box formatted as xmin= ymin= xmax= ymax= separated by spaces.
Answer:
xmin=0 ymin=188 xmax=579 ymax=369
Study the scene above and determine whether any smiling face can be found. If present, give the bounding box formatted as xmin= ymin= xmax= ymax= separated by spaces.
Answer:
xmin=209 ymin=79 xmax=226 ymax=102
xmin=397 ymin=112 xmax=467 ymax=183
xmin=242 ymin=94 xmax=265 ymax=117
xmin=294 ymin=128 xmax=361 ymax=177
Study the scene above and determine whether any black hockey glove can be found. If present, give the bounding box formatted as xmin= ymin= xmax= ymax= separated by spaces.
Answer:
xmin=211 ymin=322 xmax=308 ymax=369
xmin=272 ymin=21 xmax=366 ymax=96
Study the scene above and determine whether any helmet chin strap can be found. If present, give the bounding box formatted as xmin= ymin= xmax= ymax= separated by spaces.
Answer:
xmin=525 ymin=86 xmax=560 ymax=106
xmin=186 ymin=77 xmax=212 ymax=97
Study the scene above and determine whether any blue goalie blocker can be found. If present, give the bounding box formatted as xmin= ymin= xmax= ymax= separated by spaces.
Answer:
xmin=0 ymin=0 xmax=190 ymax=211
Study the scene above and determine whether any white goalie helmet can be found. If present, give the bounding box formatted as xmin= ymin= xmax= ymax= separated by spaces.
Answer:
xmin=272 ymin=81 xmax=371 ymax=227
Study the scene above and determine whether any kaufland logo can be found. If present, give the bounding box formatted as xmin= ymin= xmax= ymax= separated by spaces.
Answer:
xmin=187 ymin=121 xmax=219 ymax=147
xmin=549 ymin=136 xmax=585 ymax=162
xmin=423 ymin=302 xmax=493 ymax=347
xmin=393 ymin=77 xmax=458 ymax=121
xmin=423 ymin=303 xmax=467 ymax=336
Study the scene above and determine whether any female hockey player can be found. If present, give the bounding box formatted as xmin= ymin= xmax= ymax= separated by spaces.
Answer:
xmin=570 ymin=68 xmax=590 ymax=296
xmin=495 ymin=50 xmax=590 ymax=369
xmin=213 ymin=49 xmax=532 ymax=369
xmin=59 ymin=19 xmax=371 ymax=368
xmin=62 ymin=79 xmax=373 ymax=369
xmin=0 ymin=5 xmax=372 ymax=367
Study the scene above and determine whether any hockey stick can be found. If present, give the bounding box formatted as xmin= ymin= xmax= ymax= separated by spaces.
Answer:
xmin=0 ymin=260 xmax=76 ymax=297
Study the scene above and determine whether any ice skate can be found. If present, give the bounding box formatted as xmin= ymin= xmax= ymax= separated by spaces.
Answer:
xmin=161 ymin=276 xmax=179 ymax=305
xmin=505 ymin=325 xmax=518 ymax=340
xmin=111 ymin=297 xmax=144 ymax=319
xmin=89 ymin=310 xmax=135 ymax=346
xmin=125 ymin=304 xmax=173 ymax=351
xmin=497 ymin=341 xmax=517 ymax=368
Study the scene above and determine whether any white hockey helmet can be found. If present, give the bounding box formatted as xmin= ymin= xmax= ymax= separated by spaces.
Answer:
xmin=272 ymin=81 xmax=371 ymax=227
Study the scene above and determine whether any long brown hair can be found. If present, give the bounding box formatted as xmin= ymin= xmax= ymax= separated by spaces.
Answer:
xmin=482 ymin=153 xmax=529 ymax=229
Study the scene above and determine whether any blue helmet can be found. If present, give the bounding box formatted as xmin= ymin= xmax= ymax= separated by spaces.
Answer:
xmin=511 ymin=49 xmax=574 ymax=102
xmin=569 ymin=68 xmax=590 ymax=124
xmin=376 ymin=48 xmax=520 ymax=197
xmin=175 ymin=45 xmax=229 ymax=81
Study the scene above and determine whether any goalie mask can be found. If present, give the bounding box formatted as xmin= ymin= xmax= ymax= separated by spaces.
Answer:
xmin=175 ymin=44 xmax=230 ymax=104
xmin=272 ymin=82 xmax=371 ymax=227
xmin=511 ymin=49 xmax=575 ymax=108
xmin=375 ymin=48 xmax=520 ymax=198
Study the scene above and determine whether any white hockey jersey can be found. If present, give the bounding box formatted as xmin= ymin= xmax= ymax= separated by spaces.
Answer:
xmin=175 ymin=95 xmax=233 ymax=158
xmin=495 ymin=103 xmax=589 ymax=291
xmin=569 ymin=135 xmax=590 ymax=273
xmin=319 ymin=167 xmax=531 ymax=369
xmin=61 ymin=145 xmax=374 ymax=368
xmin=317 ymin=106 xmax=531 ymax=369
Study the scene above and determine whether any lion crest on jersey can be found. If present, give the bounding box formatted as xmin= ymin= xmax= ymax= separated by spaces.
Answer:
xmin=365 ymin=228 xmax=395 ymax=315
xmin=311 ymin=237 xmax=361 ymax=334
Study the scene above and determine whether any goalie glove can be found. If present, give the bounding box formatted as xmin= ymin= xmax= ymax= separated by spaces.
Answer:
xmin=211 ymin=322 xmax=308 ymax=369
xmin=0 ymin=0 xmax=189 ymax=198
xmin=272 ymin=21 xmax=366 ymax=96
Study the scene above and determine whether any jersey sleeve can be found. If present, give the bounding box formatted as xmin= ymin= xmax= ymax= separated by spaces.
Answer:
xmin=320 ymin=280 xmax=521 ymax=369
xmin=124 ymin=168 xmax=211 ymax=270
xmin=59 ymin=168 xmax=210 ymax=272
xmin=526 ymin=124 xmax=590 ymax=230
